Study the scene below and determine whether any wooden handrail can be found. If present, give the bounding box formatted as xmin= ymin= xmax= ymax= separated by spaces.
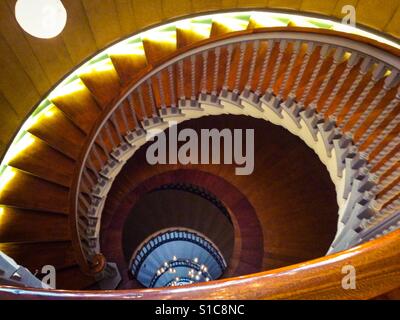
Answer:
xmin=1 ymin=228 xmax=399 ymax=299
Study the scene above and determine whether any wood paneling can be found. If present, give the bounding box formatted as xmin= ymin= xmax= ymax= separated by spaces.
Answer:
xmin=114 ymin=0 xmax=137 ymax=37
xmin=131 ymin=0 xmax=164 ymax=30
xmin=0 ymin=34 xmax=40 ymax=116
xmin=0 ymin=93 xmax=20 ymax=155
xmin=81 ymin=0 xmax=122 ymax=48
xmin=61 ymin=0 xmax=99 ymax=64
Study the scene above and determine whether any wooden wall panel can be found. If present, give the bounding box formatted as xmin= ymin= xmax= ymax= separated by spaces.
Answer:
xmin=0 ymin=35 xmax=40 ymax=116
xmin=268 ymin=0 xmax=302 ymax=10
xmin=114 ymin=0 xmax=138 ymax=37
xmin=356 ymin=0 xmax=400 ymax=30
xmin=300 ymin=0 xmax=337 ymax=15
xmin=192 ymin=0 xmax=223 ymax=13
xmin=221 ymin=0 xmax=238 ymax=9
xmin=0 ymin=93 xmax=20 ymax=156
xmin=384 ymin=5 xmax=400 ymax=39
xmin=162 ymin=0 xmax=192 ymax=20
xmin=131 ymin=0 xmax=164 ymax=30
xmin=61 ymin=0 xmax=99 ymax=65
xmin=0 ymin=1 xmax=50 ymax=95
xmin=237 ymin=0 xmax=268 ymax=9
xmin=81 ymin=0 xmax=122 ymax=48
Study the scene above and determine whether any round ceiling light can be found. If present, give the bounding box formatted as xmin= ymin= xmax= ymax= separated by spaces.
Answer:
xmin=15 ymin=0 xmax=67 ymax=39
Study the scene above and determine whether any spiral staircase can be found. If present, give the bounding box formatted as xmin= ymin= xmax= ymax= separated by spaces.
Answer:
xmin=0 ymin=11 xmax=399 ymax=299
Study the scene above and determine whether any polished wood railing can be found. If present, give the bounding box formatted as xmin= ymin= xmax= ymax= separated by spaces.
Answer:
xmin=1 ymin=228 xmax=399 ymax=299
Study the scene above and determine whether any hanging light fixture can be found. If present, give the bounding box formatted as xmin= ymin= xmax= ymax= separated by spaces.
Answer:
xmin=15 ymin=0 xmax=67 ymax=39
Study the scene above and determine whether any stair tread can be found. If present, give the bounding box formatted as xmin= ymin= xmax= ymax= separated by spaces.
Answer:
xmin=0 ymin=207 xmax=69 ymax=243
xmin=8 ymin=135 xmax=75 ymax=188
xmin=0 ymin=168 xmax=69 ymax=214
xmin=79 ymin=60 xmax=122 ymax=107
xmin=27 ymin=106 xmax=86 ymax=160
xmin=50 ymin=80 xmax=101 ymax=134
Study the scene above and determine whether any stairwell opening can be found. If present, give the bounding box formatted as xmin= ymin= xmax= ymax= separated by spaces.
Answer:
xmin=122 ymin=184 xmax=234 ymax=288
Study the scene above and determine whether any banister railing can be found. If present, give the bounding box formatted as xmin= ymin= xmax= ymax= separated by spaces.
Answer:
xmin=1 ymin=228 xmax=400 ymax=299
xmin=69 ymin=27 xmax=400 ymax=277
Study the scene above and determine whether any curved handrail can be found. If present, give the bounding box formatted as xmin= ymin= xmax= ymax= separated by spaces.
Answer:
xmin=69 ymin=27 xmax=400 ymax=275
xmin=1 ymin=228 xmax=399 ymax=299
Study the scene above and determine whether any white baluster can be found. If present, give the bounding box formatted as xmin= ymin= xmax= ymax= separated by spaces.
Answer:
xmin=278 ymin=41 xmax=301 ymax=98
xmin=268 ymin=40 xmax=287 ymax=93
xmin=375 ymin=167 xmax=400 ymax=193
xmin=290 ymin=42 xmax=315 ymax=97
xmin=352 ymin=69 xmax=399 ymax=137
xmin=334 ymin=57 xmax=373 ymax=119
xmin=243 ymin=40 xmax=260 ymax=97
xmin=201 ymin=50 xmax=209 ymax=96
xmin=156 ymin=72 xmax=166 ymax=110
xmin=365 ymin=113 xmax=400 ymax=160
xmin=211 ymin=47 xmax=221 ymax=98
xmin=233 ymin=42 xmax=247 ymax=98
xmin=321 ymin=52 xmax=360 ymax=114
xmin=358 ymin=86 xmax=400 ymax=147
xmin=299 ymin=44 xmax=330 ymax=105
xmin=311 ymin=47 xmax=345 ymax=108
xmin=138 ymin=86 xmax=149 ymax=120
xmin=254 ymin=40 xmax=274 ymax=98
xmin=341 ymin=62 xmax=386 ymax=131
xmin=127 ymin=94 xmax=140 ymax=129
xmin=167 ymin=65 xmax=177 ymax=108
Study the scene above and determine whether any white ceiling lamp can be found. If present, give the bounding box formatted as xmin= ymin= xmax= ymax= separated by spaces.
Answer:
xmin=15 ymin=0 xmax=67 ymax=39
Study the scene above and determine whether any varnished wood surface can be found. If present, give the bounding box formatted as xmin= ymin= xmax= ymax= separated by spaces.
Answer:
xmin=0 ymin=228 xmax=399 ymax=300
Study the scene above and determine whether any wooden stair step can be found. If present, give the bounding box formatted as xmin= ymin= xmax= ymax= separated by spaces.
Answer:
xmin=0 ymin=207 xmax=69 ymax=243
xmin=8 ymin=135 xmax=75 ymax=188
xmin=27 ymin=106 xmax=86 ymax=160
xmin=0 ymin=241 xmax=76 ymax=272
xmin=142 ymin=34 xmax=177 ymax=65
xmin=50 ymin=80 xmax=102 ymax=134
xmin=0 ymin=168 xmax=69 ymax=214
xmin=176 ymin=27 xmax=209 ymax=49
xmin=79 ymin=59 xmax=122 ymax=107
xmin=110 ymin=46 xmax=148 ymax=84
